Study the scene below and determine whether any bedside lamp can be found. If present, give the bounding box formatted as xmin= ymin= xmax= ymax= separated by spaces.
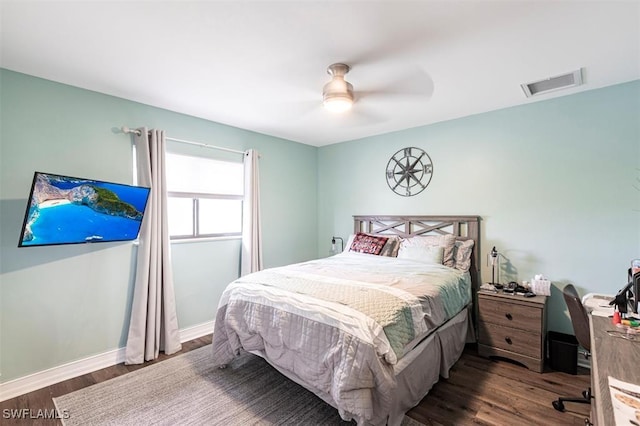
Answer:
xmin=330 ymin=236 xmax=344 ymax=255
xmin=488 ymin=246 xmax=502 ymax=289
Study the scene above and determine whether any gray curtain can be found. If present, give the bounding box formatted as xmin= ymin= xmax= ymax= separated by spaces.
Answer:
xmin=125 ymin=128 xmax=182 ymax=364
xmin=241 ymin=149 xmax=263 ymax=276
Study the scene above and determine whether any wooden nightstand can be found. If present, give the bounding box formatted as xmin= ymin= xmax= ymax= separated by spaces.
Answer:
xmin=477 ymin=290 xmax=547 ymax=373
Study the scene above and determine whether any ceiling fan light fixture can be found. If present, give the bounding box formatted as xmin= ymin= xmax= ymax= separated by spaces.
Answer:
xmin=323 ymin=63 xmax=354 ymax=113
xmin=323 ymin=92 xmax=354 ymax=113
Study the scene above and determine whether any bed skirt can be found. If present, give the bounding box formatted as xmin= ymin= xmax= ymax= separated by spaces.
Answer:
xmin=252 ymin=305 xmax=471 ymax=426
xmin=387 ymin=306 xmax=471 ymax=425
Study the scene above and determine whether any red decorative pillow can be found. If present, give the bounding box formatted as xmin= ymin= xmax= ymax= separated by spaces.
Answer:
xmin=349 ymin=233 xmax=389 ymax=255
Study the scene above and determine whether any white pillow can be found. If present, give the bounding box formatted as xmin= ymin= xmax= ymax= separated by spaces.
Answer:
xmin=400 ymin=234 xmax=456 ymax=266
xmin=397 ymin=245 xmax=444 ymax=264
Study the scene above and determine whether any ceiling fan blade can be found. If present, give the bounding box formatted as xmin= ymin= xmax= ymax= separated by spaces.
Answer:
xmin=346 ymin=27 xmax=433 ymax=67
xmin=357 ymin=67 xmax=434 ymax=101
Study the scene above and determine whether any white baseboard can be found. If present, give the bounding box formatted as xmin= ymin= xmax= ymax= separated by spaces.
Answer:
xmin=179 ymin=320 xmax=214 ymax=343
xmin=0 ymin=320 xmax=214 ymax=402
xmin=0 ymin=347 xmax=126 ymax=403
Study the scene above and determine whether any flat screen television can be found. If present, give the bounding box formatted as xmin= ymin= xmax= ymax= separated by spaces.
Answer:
xmin=18 ymin=172 xmax=151 ymax=247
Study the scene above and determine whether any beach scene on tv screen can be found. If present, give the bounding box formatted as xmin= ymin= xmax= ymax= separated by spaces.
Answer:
xmin=19 ymin=173 xmax=150 ymax=246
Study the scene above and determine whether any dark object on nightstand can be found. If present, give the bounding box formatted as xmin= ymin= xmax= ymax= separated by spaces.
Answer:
xmin=552 ymin=284 xmax=592 ymax=412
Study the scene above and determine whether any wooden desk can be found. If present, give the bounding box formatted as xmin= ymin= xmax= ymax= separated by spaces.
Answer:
xmin=590 ymin=315 xmax=640 ymax=425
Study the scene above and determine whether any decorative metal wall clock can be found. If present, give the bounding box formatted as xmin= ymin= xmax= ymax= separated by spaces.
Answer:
xmin=386 ymin=147 xmax=433 ymax=197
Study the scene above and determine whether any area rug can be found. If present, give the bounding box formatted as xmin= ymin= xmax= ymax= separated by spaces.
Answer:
xmin=53 ymin=345 xmax=424 ymax=425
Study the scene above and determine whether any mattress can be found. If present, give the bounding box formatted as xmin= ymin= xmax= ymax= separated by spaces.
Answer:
xmin=212 ymin=252 xmax=471 ymax=424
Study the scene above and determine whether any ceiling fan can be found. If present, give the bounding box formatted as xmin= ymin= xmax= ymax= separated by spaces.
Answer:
xmin=320 ymin=62 xmax=433 ymax=117
xmin=322 ymin=63 xmax=354 ymax=113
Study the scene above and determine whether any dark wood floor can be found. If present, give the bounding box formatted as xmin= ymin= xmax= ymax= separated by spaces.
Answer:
xmin=1 ymin=336 xmax=590 ymax=425
xmin=407 ymin=349 xmax=591 ymax=425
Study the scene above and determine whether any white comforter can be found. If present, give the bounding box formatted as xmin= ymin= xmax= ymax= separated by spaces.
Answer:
xmin=211 ymin=252 xmax=471 ymax=425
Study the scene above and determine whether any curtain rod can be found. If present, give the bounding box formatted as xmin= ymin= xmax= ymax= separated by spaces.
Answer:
xmin=121 ymin=126 xmax=246 ymax=156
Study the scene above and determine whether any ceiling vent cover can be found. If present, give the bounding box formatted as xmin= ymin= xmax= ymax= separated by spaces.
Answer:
xmin=521 ymin=69 xmax=583 ymax=97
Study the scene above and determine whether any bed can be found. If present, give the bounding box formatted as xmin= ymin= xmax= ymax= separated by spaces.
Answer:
xmin=212 ymin=215 xmax=481 ymax=425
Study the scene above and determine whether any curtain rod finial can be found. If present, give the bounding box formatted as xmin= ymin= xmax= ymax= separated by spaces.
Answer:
xmin=121 ymin=126 xmax=141 ymax=136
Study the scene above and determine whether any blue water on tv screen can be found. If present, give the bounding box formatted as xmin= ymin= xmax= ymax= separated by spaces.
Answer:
xmin=18 ymin=172 xmax=151 ymax=247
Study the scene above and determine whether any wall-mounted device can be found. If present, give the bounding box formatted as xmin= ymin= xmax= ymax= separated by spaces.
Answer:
xmin=18 ymin=171 xmax=150 ymax=247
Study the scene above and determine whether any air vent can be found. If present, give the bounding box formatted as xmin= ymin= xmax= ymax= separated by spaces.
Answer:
xmin=521 ymin=69 xmax=583 ymax=97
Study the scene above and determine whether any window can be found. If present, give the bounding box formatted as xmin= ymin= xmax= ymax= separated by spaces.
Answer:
xmin=165 ymin=152 xmax=243 ymax=239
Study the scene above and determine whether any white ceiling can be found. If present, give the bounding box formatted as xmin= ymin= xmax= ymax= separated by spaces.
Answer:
xmin=1 ymin=1 xmax=639 ymax=147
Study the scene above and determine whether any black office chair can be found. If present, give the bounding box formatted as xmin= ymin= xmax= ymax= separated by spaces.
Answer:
xmin=552 ymin=283 xmax=592 ymax=412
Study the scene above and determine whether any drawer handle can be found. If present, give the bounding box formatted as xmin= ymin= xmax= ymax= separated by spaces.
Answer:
xmin=505 ymin=337 xmax=512 ymax=345
xmin=505 ymin=313 xmax=513 ymax=320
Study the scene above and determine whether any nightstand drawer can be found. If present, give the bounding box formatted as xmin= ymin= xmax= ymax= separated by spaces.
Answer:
xmin=478 ymin=298 xmax=542 ymax=333
xmin=478 ymin=322 xmax=541 ymax=359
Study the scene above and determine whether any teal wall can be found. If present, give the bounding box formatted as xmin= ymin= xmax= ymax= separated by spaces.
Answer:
xmin=1 ymin=68 xmax=638 ymax=384
xmin=318 ymin=80 xmax=640 ymax=335
xmin=0 ymin=69 xmax=318 ymax=382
